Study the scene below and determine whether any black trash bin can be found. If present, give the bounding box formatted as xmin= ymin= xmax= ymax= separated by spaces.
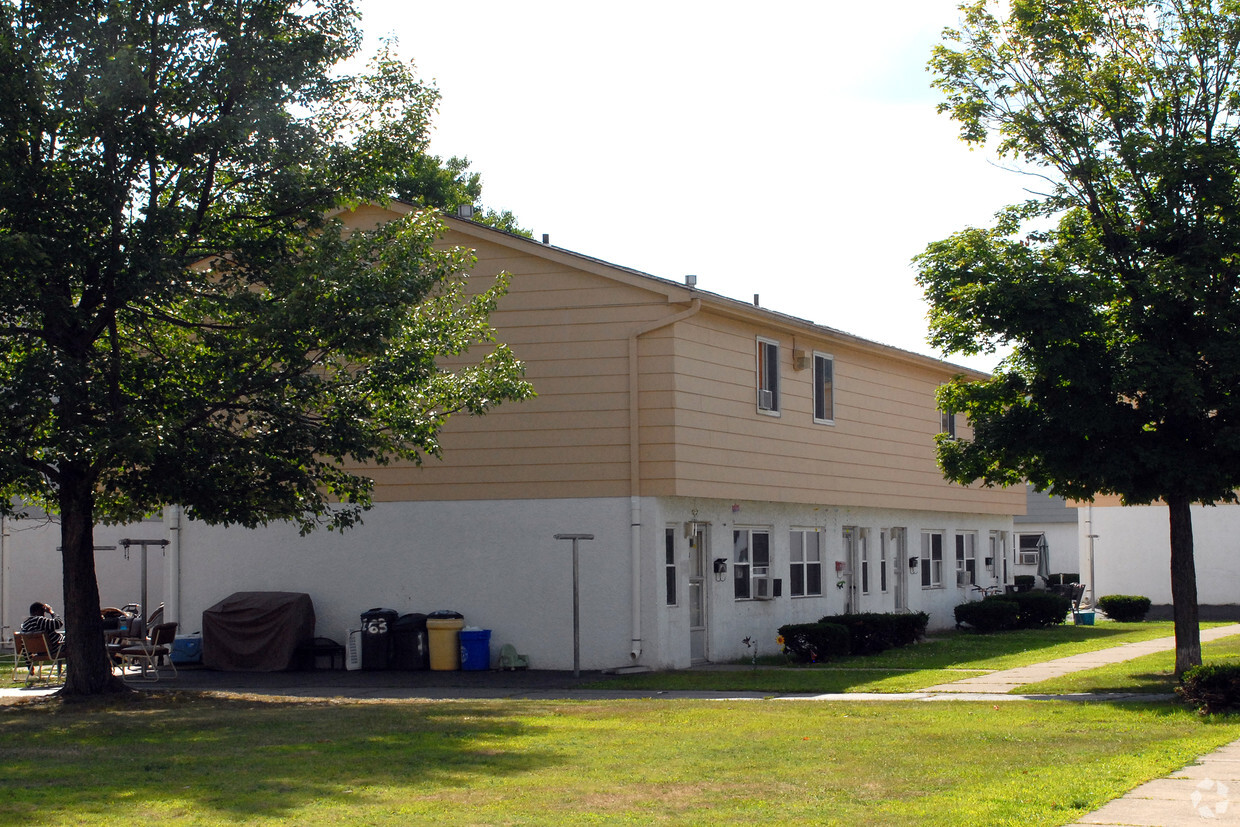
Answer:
xmin=392 ymin=613 xmax=429 ymax=670
xmin=359 ymin=607 xmax=398 ymax=670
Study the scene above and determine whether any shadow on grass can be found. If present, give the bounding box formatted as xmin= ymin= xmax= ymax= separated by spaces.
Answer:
xmin=0 ymin=693 xmax=563 ymax=822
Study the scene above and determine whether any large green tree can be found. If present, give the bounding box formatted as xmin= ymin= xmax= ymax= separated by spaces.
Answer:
xmin=916 ymin=0 xmax=1240 ymax=676
xmin=0 ymin=0 xmax=532 ymax=696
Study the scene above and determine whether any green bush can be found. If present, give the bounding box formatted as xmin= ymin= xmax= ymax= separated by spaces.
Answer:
xmin=778 ymin=622 xmax=850 ymax=663
xmin=1013 ymin=574 xmax=1036 ymax=592
xmin=1177 ymin=664 xmax=1240 ymax=714
xmin=1096 ymin=594 xmax=1152 ymax=623
xmin=1006 ymin=590 xmax=1072 ymax=628
xmin=954 ymin=598 xmax=1020 ymax=632
xmin=818 ymin=612 xmax=929 ymax=656
xmin=1045 ymin=573 xmax=1080 ymax=586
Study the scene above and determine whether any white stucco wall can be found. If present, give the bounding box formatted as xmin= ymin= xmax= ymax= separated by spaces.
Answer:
xmin=1078 ymin=503 xmax=1240 ymax=606
xmin=3 ymin=496 xmax=1016 ymax=671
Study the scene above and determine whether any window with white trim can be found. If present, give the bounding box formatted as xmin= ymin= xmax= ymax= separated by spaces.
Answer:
xmin=789 ymin=529 xmax=823 ymax=597
xmin=664 ymin=527 xmax=677 ymax=606
xmin=813 ymin=352 xmax=834 ymax=423
xmin=733 ymin=528 xmax=771 ymax=600
xmin=757 ymin=337 xmax=780 ymax=414
xmin=860 ymin=530 xmax=870 ymax=594
xmin=1018 ymin=533 xmax=1042 ymax=565
xmin=955 ymin=532 xmax=977 ymax=587
xmin=880 ymin=535 xmax=889 ymax=593
xmin=921 ymin=531 xmax=944 ymax=588
xmin=940 ymin=409 xmax=957 ymax=438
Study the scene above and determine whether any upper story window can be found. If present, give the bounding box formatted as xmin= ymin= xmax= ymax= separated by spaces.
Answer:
xmin=940 ymin=409 xmax=957 ymax=438
xmin=757 ymin=337 xmax=780 ymax=414
xmin=813 ymin=352 xmax=834 ymax=424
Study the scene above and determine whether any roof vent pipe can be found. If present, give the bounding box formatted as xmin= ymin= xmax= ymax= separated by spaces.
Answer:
xmin=685 ymin=274 xmax=697 ymax=287
xmin=542 ymin=233 xmax=550 ymax=245
xmin=753 ymin=294 xmax=760 ymax=306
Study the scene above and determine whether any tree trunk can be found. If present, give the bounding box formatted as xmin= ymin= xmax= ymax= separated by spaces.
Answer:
xmin=1168 ymin=495 xmax=1201 ymax=678
xmin=58 ymin=468 xmax=129 ymax=697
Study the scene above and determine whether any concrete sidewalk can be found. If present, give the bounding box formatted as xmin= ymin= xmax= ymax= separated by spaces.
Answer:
xmin=925 ymin=622 xmax=1240 ymax=694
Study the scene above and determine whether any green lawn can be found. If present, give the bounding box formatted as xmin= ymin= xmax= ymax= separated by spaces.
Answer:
xmin=1020 ymin=634 xmax=1240 ymax=695
xmin=588 ymin=621 xmax=1226 ymax=694
xmin=1 ymin=693 xmax=1238 ymax=825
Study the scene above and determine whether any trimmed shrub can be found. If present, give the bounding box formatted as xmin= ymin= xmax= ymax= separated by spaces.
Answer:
xmin=1005 ymin=590 xmax=1072 ymax=628
xmin=1096 ymin=594 xmax=1152 ymax=623
xmin=818 ymin=612 xmax=929 ymax=656
xmin=954 ymin=598 xmax=1020 ymax=632
xmin=778 ymin=622 xmax=850 ymax=663
xmin=1178 ymin=664 xmax=1240 ymax=714
xmin=1013 ymin=574 xmax=1036 ymax=592
xmin=1045 ymin=573 xmax=1080 ymax=586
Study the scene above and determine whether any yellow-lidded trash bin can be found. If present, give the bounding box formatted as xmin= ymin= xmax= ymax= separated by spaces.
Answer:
xmin=426 ymin=610 xmax=465 ymax=671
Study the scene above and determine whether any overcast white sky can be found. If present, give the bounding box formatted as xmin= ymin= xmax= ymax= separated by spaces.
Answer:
xmin=355 ymin=1 xmax=1030 ymax=372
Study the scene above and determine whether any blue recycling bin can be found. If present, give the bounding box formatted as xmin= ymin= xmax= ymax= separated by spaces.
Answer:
xmin=459 ymin=628 xmax=492 ymax=671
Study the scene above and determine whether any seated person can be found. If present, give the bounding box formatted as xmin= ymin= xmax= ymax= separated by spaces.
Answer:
xmin=21 ymin=601 xmax=65 ymax=657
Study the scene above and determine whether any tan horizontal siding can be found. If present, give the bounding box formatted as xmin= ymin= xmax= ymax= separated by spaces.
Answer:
xmin=349 ymin=213 xmax=1020 ymax=514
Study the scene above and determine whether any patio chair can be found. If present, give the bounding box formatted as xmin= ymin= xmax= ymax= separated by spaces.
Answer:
xmin=117 ymin=622 xmax=179 ymax=681
xmin=497 ymin=643 xmax=529 ymax=671
xmin=11 ymin=631 xmax=65 ymax=686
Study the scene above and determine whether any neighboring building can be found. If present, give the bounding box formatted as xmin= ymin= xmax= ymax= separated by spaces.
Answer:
xmin=1013 ymin=485 xmax=1080 ymax=582
xmin=1076 ymin=500 xmax=1240 ymax=618
xmin=0 ymin=206 xmax=1025 ymax=669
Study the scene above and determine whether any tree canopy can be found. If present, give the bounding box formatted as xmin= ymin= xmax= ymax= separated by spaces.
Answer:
xmin=0 ymin=0 xmax=533 ymax=694
xmin=915 ymin=0 xmax=1240 ymax=675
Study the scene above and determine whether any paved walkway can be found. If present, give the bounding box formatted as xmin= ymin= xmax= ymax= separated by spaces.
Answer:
xmin=6 ymin=623 xmax=1240 ymax=824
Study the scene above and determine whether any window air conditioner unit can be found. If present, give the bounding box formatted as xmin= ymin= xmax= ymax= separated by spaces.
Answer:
xmin=753 ymin=576 xmax=774 ymax=600
xmin=1020 ymin=553 xmax=1039 ymax=565
xmin=957 ymin=569 xmax=972 ymax=588
xmin=757 ymin=389 xmax=774 ymax=410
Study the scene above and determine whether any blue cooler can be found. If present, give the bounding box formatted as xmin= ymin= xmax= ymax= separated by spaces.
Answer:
xmin=171 ymin=634 xmax=203 ymax=664
xmin=459 ymin=628 xmax=492 ymax=671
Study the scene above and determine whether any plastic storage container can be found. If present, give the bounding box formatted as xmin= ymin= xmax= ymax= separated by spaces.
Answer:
xmin=426 ymin=610 xmax=465 ymax=671
xmin=392 ymin=613 xmax=429 ymax=670
xmin=1074 ymin=610 xmax=1095 ymax=626
xmin=171 ymin=634 xmax=203 ymax=664
xmin=360 ymin=608 xmax=399 ymax=670
xmin=459 ymin=628 xmax=492 ymax=671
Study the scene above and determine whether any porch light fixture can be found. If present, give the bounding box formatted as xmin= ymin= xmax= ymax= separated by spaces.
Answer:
xmin=908 ymin=557 xmax=919 ymax=569
xmin=713 ymin=558 xmax=728 ymax=581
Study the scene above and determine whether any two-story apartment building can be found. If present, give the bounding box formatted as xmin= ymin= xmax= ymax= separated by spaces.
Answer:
xmin=0 ymin=205 xmax=1025 ymax=670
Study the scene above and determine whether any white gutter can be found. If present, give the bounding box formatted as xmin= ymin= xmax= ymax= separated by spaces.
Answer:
xmin=627 ymin=299 xmax=702 ymax=661
xmin=1 ymin=515 xmax=7 ymax=644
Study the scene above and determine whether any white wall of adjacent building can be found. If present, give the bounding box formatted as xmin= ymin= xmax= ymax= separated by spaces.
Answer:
xmin=1078 ymin=503 xmax=1240 ymax=608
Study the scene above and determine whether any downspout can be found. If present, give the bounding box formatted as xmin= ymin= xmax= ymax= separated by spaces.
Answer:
xmin=167 ymin=505 xmax=182 ymax=627
xmin=627 ymin=298 xmax=702 ymax=661
xmin=1 ymin=515 xmax=7 ymax=644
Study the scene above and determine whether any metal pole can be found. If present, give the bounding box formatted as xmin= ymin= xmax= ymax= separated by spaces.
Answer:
xmin=555 ymin=534 xmax=594 ymax=678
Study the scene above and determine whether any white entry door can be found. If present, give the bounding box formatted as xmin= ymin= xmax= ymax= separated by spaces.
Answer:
xmin=889 ymin=528 xmax=908 ymax=611
xmin=688 ymin=525 xmax=709 ymax=662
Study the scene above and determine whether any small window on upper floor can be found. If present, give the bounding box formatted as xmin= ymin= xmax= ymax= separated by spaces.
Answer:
xmin=940 ymin=409 xmax=957 ymax=438
xmin=757 ymin=337 xmax=780 ymax=414
xmin=813 ymin=352 xmax=834 ymax=424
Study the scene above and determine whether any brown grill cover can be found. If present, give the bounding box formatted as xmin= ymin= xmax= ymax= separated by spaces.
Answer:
xmin=201 ymin=591 xmax=315 ymax=672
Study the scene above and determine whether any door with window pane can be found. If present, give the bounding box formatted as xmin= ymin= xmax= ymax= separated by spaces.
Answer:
xmin=688 ymin=525 xmax=708 ymax=662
